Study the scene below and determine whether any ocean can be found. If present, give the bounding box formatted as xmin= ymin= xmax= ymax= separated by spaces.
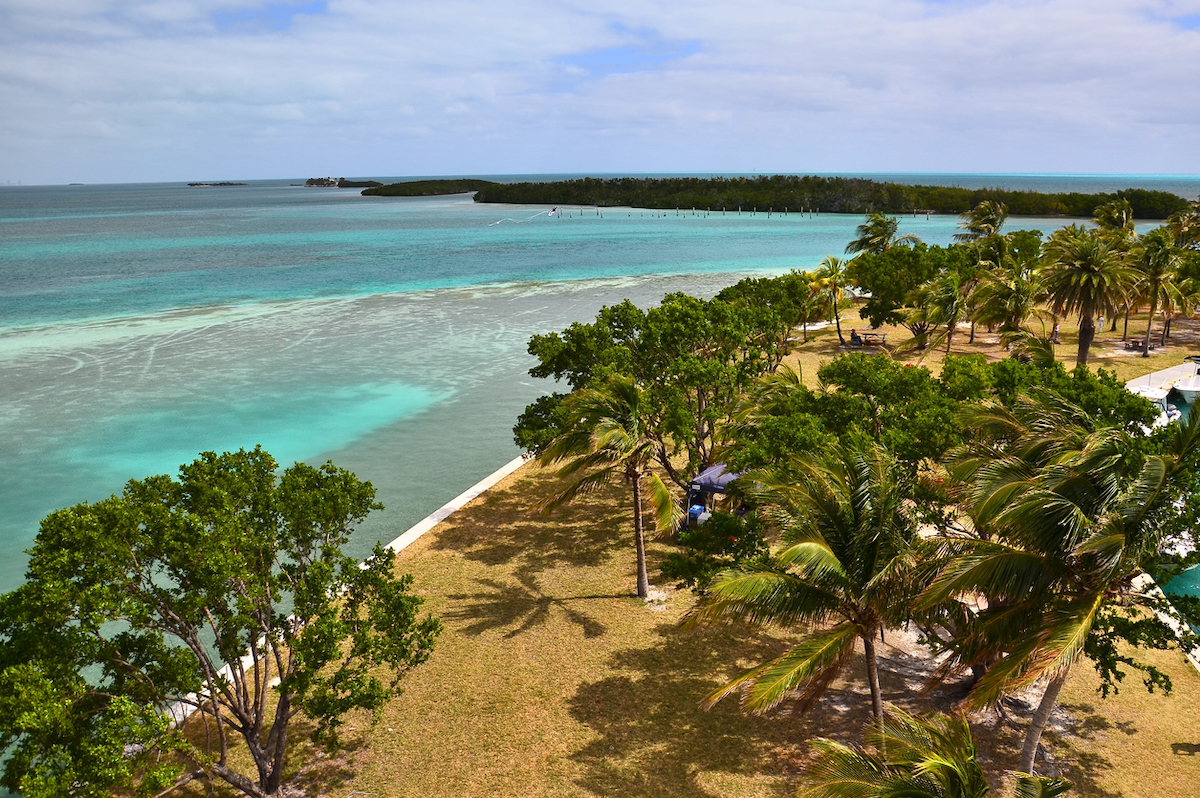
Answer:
xmin=1 ymin=174 xmax=1198 ymax=595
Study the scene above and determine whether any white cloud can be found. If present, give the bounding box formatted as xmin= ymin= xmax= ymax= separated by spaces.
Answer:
xmin=1 ymin=0 xmax=1198 ymax=183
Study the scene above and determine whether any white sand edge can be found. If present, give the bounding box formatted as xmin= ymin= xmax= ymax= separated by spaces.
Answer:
xmin=380 ymin=454 xmax=529 ymax=555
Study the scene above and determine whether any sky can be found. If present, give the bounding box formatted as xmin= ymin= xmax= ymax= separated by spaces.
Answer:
xmin=2 ymin=0 xmax=1200 ymax=185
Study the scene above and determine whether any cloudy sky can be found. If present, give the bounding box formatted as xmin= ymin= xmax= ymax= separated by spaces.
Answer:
xmin=2 ymin=0 xmax=1199 ymax=184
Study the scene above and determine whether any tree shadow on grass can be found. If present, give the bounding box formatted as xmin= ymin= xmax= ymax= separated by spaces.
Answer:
xmin=428 ymin=466 xmax=632 ymax=579
xmin=442 ymin=573 xmax=618 ymax=639
xmin=565 ymin=621 xmax=870 ymax=798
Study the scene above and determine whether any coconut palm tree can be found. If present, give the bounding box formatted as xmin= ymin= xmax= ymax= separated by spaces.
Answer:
xmin=686 ymin=441 xmax=916 ymax=720
xmin=1092 ymin=198 xmax=1136 ymax=240
xmin=800 ymin=706 xmax=1072 ymax=798
xmin=1132 ymin=228 xmax=1184 ymax=356
xmin=846 ymin=212 xmax=922 ymax=256
xmin=816 ymin=255 xmax=852 ymax=345
xmin=1165 ymin=200 xmax=1200 ymax=250
xmin=1040 ymin=225 xmax=1136 ymax=364
xmin=537 ymin=374 xmax=678 ymax=598
xmin=925 ymin=392 xmax=1200 ymax=774
xmin=971 ymin=246 xmax=1048 ymax=337
xmin=954 ymin=200 xmax=1009 ymax=244
xmin=905 ymin=271 xmax=965 ymax=354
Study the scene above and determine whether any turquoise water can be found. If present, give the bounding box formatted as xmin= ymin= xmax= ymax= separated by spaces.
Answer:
xmin=1 ymin=175 xmax=1198 ymax=595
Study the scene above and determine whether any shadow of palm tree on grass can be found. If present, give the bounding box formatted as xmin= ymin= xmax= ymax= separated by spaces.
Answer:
xmin=428 ymin=466 xmax=632 ymax=577
xmin=443 ymin=574 xmax=617 ymax=639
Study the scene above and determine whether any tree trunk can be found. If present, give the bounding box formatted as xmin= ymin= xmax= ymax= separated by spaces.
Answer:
xmin=1019 ymin=670 xmax=1069 ymax=774
xmin=1143 ymin=292 xmax=1158 ymax=358
xmin=833 ymin=298 xmax=845 ymax=345
xmin=861 ymin=633 xmax=884 ymax=720
xmin=1123 ymin=307 xmax=1130 ymax=341
xmin=632 ymin=474 xmax=649 ymax=599
xmin=969 ymin=321 xmax=976 ymax=344
xmin=1076 ymin=315 xmax=1096 ymax=365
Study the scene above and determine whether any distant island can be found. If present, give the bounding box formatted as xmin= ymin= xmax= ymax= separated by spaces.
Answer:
xmin=306 ymin=177 xmax=384 ymax=188
xmin=471 ymin=175 xmax=1190 ymax=219
xmin=188 ymin=182 xmax=247 ymax=187
xmin=361 ymin=179 xmax=497 ymax=197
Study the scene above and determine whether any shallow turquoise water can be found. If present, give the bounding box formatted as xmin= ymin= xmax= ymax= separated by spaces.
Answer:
xmin=1 ymin=176 xmax=1197 ymax=595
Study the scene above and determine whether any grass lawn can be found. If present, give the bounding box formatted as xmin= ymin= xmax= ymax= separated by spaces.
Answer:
xmin=177 ymin=304 xmax=1200 ymax=798
xmin=187 ymin=464 xmax=1200 ymax=798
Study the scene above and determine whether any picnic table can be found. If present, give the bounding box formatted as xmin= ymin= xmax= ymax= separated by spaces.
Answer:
xmin=848 ymin=332 xmax=887 ymax=348
xmin=1125 ymin=339 xmax=1157 ymax=352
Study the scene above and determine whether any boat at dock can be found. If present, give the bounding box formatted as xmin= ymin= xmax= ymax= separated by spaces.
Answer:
xmin=1128 ymin=384 xmax=1183 ymax=427
xmin=1164 ymin=356 xmax=1200 ymax=404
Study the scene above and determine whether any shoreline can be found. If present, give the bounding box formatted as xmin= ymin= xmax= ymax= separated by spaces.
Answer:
xmin=381 ymin=454 xmax=529 ymax=555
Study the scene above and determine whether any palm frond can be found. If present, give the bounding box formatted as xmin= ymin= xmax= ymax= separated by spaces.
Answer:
xmin=704 ymin=622 xmax=859 ymax=713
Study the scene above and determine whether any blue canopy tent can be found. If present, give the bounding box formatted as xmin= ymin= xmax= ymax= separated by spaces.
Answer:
xmin=684 ymin=464 xmax=740 ymax=527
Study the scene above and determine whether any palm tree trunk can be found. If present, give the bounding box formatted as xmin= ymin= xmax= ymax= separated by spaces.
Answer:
xmin=632 ymin=475 xmax=650 ymax=599
xmin=1019 ymin=670 xmax=1069 ymax=774
xmin=1143 ymin=292 xmax=1158 ymax=358
xmin=1076 ymin=315 xmax=1096 ymax=365
xmin=861 ymin=633 xmax=884 ymax=720
xmin=832 ymin=296 xmax=845 ymax=345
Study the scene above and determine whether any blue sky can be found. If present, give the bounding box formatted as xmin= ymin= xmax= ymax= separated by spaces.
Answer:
xmin=1 ymin=0 xmax=1199 ymax=184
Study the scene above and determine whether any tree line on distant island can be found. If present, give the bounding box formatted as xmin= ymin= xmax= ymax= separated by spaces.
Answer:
xmin=466 ymin=174 xmax=1189 ymax=219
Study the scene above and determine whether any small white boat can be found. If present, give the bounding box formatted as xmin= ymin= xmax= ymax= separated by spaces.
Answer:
xmin=1128 ymin=384 xmax=1182 ymax=427
xmin=1166 ymin=356 xmax=1200 ymax=404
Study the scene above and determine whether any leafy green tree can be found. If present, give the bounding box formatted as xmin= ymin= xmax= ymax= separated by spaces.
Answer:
xmin=0 ymin=448 xmax=441 ymax=798
xmin=659 ymin=512 xmax=769 ymax=593
xmin=537 ymin=374 xmax=679 ymax=598
xmin=846 ymin=243 xmax=973 ymax=340
xmin=1040 ymin=225 xmax=1136 ymax=364
xmin=799 ymin=706 xmax=1072 ymax=798
xmin=688 ymin=441 xmax=917 ymax=720
xmin=925 ymin=394 xmax=1200 ymax=773
xmin=845 ymin=212 xmax=922 ymax=255
xmin=515 ymin=291 xmax=797 ymax=483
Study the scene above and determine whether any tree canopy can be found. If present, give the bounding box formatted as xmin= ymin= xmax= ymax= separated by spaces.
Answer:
xmin=0 ymin=448 xmax=441 ymax=798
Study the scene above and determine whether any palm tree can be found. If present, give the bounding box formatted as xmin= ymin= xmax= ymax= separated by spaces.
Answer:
xmin=954 ymin=200 xmax=1009 ymax=244
xmin=816 ymin=255 xmax=852 ymax=345
xmin=905 ymin=271 xmax=965 ymax=354
xmin=1040 ymin=225 xmax=1136 ymax=364
xmin=1165 ymin=200 xmax=1200 ymax=250
xmin=971 ymin=243 xmax=1048 ymax=337
xmin=1092 ymin=198 xmax=1136 ymax=240
xmin=925 ymin=393 xmax=1200 ymax=773
xmin=1132 ymin=228 xmax=1183 ymax=356
xmin=800 ymin=707 xmax=1072 ymax=798
xmin=537 ymin=374 xmax=678 ymax=598
xmin=846 ymin=212 xmax=922 ymax=256
xmin=687 ymin=441 xmax=916 ymax=720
